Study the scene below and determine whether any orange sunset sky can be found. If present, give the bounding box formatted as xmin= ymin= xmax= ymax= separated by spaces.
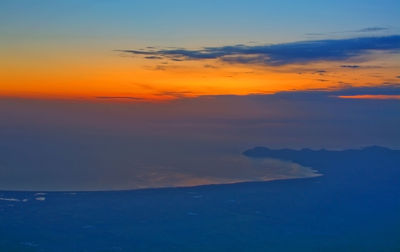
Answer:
xmin=1 ymin=1 xmax=399 ymax=101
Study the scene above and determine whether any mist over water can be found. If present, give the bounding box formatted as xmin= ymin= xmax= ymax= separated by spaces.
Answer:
xmin=0 ymin=93 xmax=398 ymax=191
xmin=0 ymin=130 xmax=320 ymax=191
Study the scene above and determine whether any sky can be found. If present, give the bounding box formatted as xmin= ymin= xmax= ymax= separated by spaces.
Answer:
xmin=1 ymin=0 xmax=400 ymax=100
xmin=0 ymin=0 xmax=399 ymax=190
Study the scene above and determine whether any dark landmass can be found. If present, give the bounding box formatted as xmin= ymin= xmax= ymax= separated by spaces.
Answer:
xmin=244 ymin=145 xmax=400 ymax=171
xmin=244 ymin=145 xmax=400 ymax=189
xmin=0 ymin=146 xmax=399 ymax=251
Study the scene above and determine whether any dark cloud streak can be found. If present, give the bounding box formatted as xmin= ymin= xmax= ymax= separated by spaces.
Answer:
xmin=341 ymin=65 xmax=361 ymax=68
xmin=118 ymin=35 xmax=400 ymax=66
xmin=96 ymin=96 xmax=145 ymax=100
xmin=306 ymin=27 xmax=389 ymax=36
xmin=357 ymin=27 xmax=388 ymax=32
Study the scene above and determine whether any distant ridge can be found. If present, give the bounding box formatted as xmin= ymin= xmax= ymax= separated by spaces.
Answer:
xmin=243 ymin=145 xmax=400 ymax=186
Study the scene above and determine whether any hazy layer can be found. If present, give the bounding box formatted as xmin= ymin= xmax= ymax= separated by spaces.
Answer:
xmin=0 ymin=91 xmax=398 ymax=190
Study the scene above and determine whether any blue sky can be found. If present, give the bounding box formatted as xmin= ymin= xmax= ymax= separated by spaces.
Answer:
xmin=1 ymin=0 xmax=399 ymax=46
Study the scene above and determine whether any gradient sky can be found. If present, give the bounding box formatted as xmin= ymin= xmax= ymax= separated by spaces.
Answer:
xmin=1 ymin=0 xmax=400 ymax=100
xmin=1 ymin=1 xmax=399 ymax=190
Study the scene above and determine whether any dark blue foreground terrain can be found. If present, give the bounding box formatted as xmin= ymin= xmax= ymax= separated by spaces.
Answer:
xmin=1 ymin=146 xmax=399 ymax=251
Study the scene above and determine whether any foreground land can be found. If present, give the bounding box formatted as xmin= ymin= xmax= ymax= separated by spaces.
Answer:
xmin=1 ymin=146 xmax=399 ymax=251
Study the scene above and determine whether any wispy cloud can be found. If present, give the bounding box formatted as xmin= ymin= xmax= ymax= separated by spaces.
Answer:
xmin=338 ymin=95 xmax=400 ymax=100
xmin=118 ymin=35 xmax=400 ymax=66
xmin=96 ymin=96 xmax=145 ymax=100
xmin=340 ymin=65 xmax=361 ymax=68
xmin=306 ymin=27 xmax=389 ymax=36
xmin=356 ymin=27 xmax=388 ymax=33
xmin=269 ymin=83 xmax=400 ymax=101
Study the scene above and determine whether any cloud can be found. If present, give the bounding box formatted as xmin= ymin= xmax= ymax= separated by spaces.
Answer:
xmin=306 ymin=27 xmax=389 ymax=36
xmin=145 ymin=56 xmax=163 ymax=60
xmin=338 ymin=95 xmax=400 ymax=100
xmin=357 ymin=27 xmax=388 ymax=32
xmin=267 ymin=83 xmax=400 ymax=101
xmin=314 ymin=70 xmax=327 ymax=75
xmin=332 ymin=84 xmax=400 ymax=96
xmin=341 ymin=65 xmax=361 ymax=68
xmin=96 ymin=96 xmax=145 ymax=100
xmin=118 ymin=35 xmax=400 ymax=66
xmin=305 ymin=32 xmax=325 ymax=36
